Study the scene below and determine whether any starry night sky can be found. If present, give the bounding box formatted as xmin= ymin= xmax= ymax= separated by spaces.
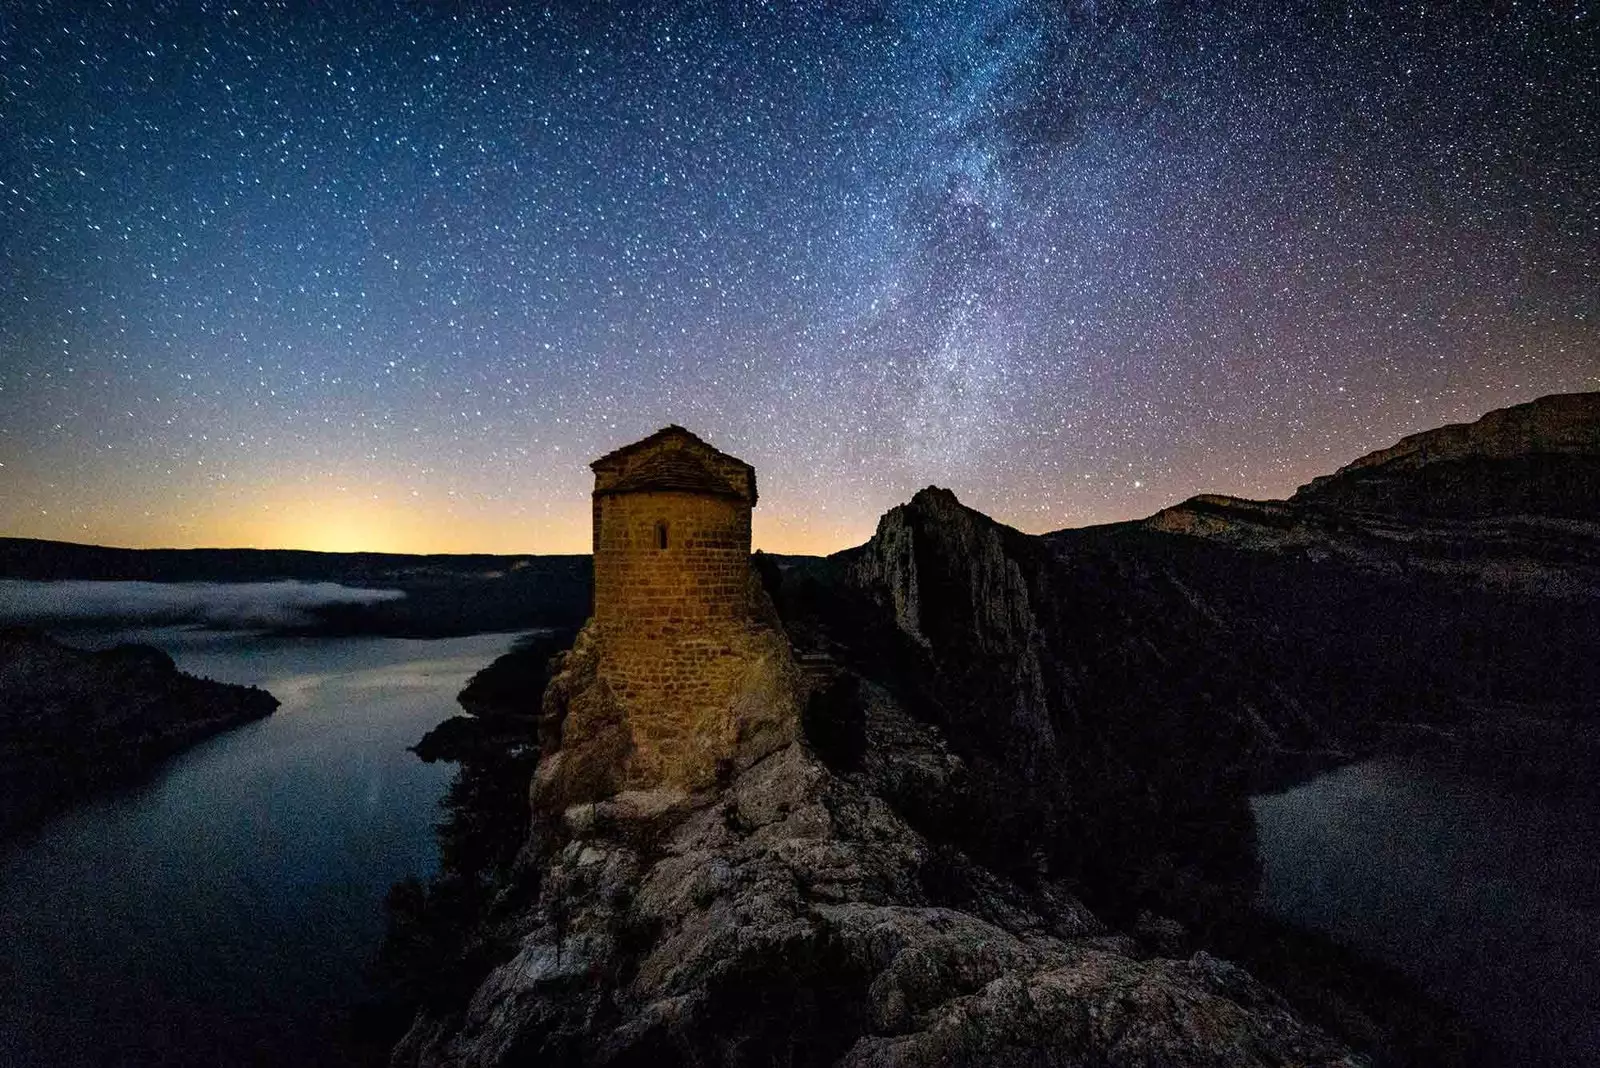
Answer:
xmin=2 ymin=1 xmax=1596 ymax=554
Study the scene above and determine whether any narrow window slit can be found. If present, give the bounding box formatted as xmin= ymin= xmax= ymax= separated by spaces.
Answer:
xmin=655 ymin=521 xmax=669 ymax=550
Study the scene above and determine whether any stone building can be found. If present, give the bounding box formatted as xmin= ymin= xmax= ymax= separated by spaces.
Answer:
xmin=590 ymin=425 xmax=757 ymax=642
xmin=532 ymin=426 xmax=797 ymax=805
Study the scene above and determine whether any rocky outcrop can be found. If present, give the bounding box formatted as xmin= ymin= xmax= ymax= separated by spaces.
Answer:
xmin=1294 ymin=392 xmax=1600 ymax=518
xmin=394 ymin=735 xmax=1358 ymax=1068
xmin=1145 ymin=491 xmax=1600 ymax=600
xmin=817 ymin=486 xmax=1324 ymax=888
xmin=389 ymin=554 xmax=1412 ymax=1066
xmin=1145 ymin=393 xmax=1600 ymax=599
xmin=0 ymin=627 xmax=278 ymax=836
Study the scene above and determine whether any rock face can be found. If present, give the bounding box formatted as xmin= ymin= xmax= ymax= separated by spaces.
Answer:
xmin=819 ymin=487 xmax=1316 ymax=887
xmin=1294 ymin=391 xmax=1600 ymax=519
xmin=0 ymin=627 xmax=278 ymax=836
xmin=394 ymin=736 xmax=1357 ymax=1068
xmin=1145 ymin=393 xmax=1600 ymax=599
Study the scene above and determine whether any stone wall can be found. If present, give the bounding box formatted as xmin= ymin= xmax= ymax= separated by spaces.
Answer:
xmin=533 ymin=572 xmax=800 ymax=805
xmin=587 ymin=488 xmax=774 ymax=788
xmin=593 ymin=489 xmax=750 ymax=631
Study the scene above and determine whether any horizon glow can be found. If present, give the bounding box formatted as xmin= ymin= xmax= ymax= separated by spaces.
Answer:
xmin=3 ymin=3 xmax=1596 ymax=555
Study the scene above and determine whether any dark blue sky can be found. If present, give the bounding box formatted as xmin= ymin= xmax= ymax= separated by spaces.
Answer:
xmin=2 ymin=1 xmax=1595 ymax=552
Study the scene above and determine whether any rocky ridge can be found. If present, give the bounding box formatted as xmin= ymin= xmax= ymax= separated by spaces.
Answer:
xmin=1132 ymin=392 xmax=1600 ymax=746
xmin=1295 ymin=391 xmax=1600 ymax=516
xmin=395 ymin=708 xmax=1360 ymax=1067
xmin=389 ymin=530 xmax=1455 ymax=1066
xmin=1146 ymin=393 xmax=1600 ymax=597
xmin=379 ymin=395 xmax=1600 ymax=1067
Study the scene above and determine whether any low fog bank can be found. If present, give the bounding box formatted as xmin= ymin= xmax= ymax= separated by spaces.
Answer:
xmin=0 ymin=579 xmax=406 ymax=631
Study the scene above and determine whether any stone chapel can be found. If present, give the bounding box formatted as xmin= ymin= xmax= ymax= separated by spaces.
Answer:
xmin=532 ymin=425 xmax=795 ymax=798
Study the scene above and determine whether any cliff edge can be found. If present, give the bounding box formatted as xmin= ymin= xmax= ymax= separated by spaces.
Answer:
xmin=1295 ymin=391 xmax=1600 ymax=518
xmin=389 ymin=557 xmax=1382 ymax=1067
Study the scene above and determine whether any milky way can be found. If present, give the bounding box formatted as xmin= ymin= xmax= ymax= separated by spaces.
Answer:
xmin=2 ymin=2 xmax=1596 ymax=553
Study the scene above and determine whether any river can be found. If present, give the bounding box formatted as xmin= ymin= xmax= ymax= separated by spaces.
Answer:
xmin=0 ymin=627 xmax=520 ymax=1067
xmin=1253 ymin=755 xmax=1600 ymax=1066
xmin=4 ymin=628 xmax=1596 ymax=1066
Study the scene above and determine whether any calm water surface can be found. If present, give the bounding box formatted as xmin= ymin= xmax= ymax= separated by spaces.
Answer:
xmin=1253 ymin=757 xmax=1600 ymax=1067
xmin=0 ymin=628 xmax=519 ymax=1067
xmin=7 ymin=629 xmax=1595 ymax=1066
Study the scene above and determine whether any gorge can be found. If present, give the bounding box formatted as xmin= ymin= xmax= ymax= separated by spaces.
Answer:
xmin=383 ymin=393 xmax=1600 ymax=1067
xmin=1 ymin=393 xmax=1594 ymax=1066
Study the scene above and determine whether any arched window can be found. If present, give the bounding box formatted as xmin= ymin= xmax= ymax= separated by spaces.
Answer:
xmin=654 ymin=520 xmax=669 ymax=550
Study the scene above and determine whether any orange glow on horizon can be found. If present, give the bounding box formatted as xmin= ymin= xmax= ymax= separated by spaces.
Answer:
xmin=5 ymin=491 xmax=870 ymax=558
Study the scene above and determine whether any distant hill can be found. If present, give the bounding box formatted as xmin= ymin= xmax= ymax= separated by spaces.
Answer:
xmin=1293 ymin=391 xmax=1600 ymax=520
xmin=0 ymin=539 xmax=594 ymax=638
xmin=1143 ymin=392 xmax=1600 ymax=598
xmin=1106 ymin=390 xmax=1600 ymax=774
xmin=0 ymin=537 xmax=555 ymax=583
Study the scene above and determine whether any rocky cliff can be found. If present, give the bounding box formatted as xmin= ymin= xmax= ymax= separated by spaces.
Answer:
xmin=394 ymin=740 xmax=1359 ymax=1067
xmin=0 ymin=627 xmax=278 ymax=837
xmin=1136 ymin=392 xmax=1600 ymax=746
xmin=1147 ymin=393 xmax=1600 ymax=598
xmin=1294 ymin=391 xmax=1600 ymax=519
xmin=375 ymin=395 xmax=1600 ymax=1067
xmin=818 ymin=486 xmax=1326 ymax=885
xmin=387 ymin=548 xmax=1459 ymax=1066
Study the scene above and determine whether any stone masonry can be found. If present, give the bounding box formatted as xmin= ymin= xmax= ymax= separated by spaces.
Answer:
xmin=532 ymin=426 xmax=798 ymax=805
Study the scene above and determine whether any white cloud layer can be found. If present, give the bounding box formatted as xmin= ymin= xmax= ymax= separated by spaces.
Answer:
xmin=0 ymin=580 xmax=405 ymax=630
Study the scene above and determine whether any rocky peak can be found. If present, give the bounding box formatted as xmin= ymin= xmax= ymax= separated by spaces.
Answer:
xmin=905 ymin=484 xmax=964 ymax=516
xmin=850 ymin=485 xmax=1041 ymax=657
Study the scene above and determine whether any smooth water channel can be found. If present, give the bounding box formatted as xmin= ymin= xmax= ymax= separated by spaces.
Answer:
xmin=3 ymin=625 xmax=1595 ymax=1066
xmin=1253 ymin=756 xmax=1600 ymax=1066
xmin=0 ymin=628 xmax=519 ymax=1067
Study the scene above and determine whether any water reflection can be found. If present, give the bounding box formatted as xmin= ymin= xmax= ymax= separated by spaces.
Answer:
xmin=0 ymin=629 xmax=519 ymax=1067
xmin=1253 ymin=757 xmax=1600 ymax=1067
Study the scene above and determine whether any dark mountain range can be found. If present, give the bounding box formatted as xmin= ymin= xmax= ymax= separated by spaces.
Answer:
xmin=1133 ymin=391 xmax=1600 ymax=786
xmin=1293 ymin=391 xmax=1600 ymax=520
xmin=1145 ymin=392 xmax=1600 ymax=595
xmin=0 ymin=540 xmax=593 ymax=637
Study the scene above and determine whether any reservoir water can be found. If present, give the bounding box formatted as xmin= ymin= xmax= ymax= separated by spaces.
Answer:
xmin=4 ymin=625 xmax=1596 ymax=1066
xmin=1253 ymin=756 xmax=1600 ymax=1067
xmin=0 ymin=628 xmax=520 ymax=1067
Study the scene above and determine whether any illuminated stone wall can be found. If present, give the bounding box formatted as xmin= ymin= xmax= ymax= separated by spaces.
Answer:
xmin=592 ymin=489 xmax=751 ymax=636
xmin=555 ymin=427 xmax=799 ymax=792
